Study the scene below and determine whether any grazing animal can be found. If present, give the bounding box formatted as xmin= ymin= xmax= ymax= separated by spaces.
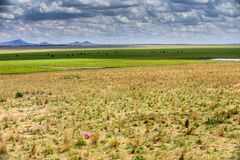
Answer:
xmin=185 ymin=119 xmax=189 ymax=128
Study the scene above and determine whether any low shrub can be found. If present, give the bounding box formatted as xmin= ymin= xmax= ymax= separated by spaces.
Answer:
xmin=205 ymin=107 xmax=239 ymax=125
xmin=43 ymin=146 xmax=53 ymax=156
xmin=75 ymin=137 xmax=86 ymax=148
xmin=134 ymin=156 xmax=145 ymax=160
xmin=15 ymin=92 xmax=23 ymax=98
xmin=0 ymin=96 xmax=5 ymax=102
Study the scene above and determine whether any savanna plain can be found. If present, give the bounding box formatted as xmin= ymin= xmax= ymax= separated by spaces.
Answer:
xmin=0 ymin=46 xmax=240 ymax=160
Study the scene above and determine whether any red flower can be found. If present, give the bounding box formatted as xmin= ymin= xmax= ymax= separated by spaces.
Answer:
xmin=83 ymin=132 xmax=91 ymax=139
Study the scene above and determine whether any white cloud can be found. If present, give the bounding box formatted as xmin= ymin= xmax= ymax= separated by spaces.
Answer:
xmin=0 ymin=0 xmax=239 ymax=44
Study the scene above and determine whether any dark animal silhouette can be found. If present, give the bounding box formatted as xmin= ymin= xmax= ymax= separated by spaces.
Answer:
xmin=185 ymin=119 xmax=189 ymax=128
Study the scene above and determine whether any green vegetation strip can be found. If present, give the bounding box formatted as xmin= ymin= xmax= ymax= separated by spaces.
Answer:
xmin=0 ymin=46 xmax=239 ymax=74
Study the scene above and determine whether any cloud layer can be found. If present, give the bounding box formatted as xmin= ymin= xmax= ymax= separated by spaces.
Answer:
xmin=0 ymin=0 xmax=239 ymax=44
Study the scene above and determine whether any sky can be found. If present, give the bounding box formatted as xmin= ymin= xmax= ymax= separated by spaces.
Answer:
xmin=0 ymin=0 xmax=240 ymax=44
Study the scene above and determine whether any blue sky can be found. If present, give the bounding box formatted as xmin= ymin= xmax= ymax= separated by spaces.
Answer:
xmin=0 ymin=0 xmax=240 ymax=44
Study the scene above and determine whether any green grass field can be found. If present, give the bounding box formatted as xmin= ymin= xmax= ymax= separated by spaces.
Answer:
xmin=0 ymin=46 xmax=240 ymax=74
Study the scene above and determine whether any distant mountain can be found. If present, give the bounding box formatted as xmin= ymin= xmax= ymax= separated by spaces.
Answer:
xmin=67 ymin=41 xmax=94 ymax=46
xmin=0 ymin=39 xmax=35 ymax=46
xmin=0 ymin=39 xmax=95 ymax=47
xmin=67 ymin=41 xmax=82 ymax=46
xmin=40 ymin=42 xmax=53 ymax=46
xmin=81 ymin=41 xmax=94 ymax=45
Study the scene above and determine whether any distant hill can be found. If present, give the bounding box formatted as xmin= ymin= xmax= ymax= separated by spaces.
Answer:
xmin=0 ymin=39 xmax=95 ymax=46
xmin=40 ymin=42 xmax=54 ymax=46
xmin=67 ymin=41 xmax=94 ymax=46
xmin=0 ymin=39 xmax=35 ymax=46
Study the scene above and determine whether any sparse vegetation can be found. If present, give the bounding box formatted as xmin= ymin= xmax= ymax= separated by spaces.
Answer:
xmin=61 ymin=75 xmax=80 ymax=80
xmin=0 ymin=62 xmax=240 ymax=159
xmin=43 ymin=146 xmax=54 ymax=156
xmin=75 ymin=137 xmax=86 ymax=148
xmin=15 ymin=92 xmax=23 ymax=98
xmin=0 ymin=96 xmax=5 ymax=102
xmin=0 ymin=134 xmax=7 ymax=157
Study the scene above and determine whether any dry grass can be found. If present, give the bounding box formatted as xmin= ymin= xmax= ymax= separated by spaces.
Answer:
xmin=0 ymin=62 xmax=240 ymax=159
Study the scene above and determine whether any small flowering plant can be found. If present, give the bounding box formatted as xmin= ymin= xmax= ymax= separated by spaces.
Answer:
xmin=83 ymin=131 xmax=91 ymax=139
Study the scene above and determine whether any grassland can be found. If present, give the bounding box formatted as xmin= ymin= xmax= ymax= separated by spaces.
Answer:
xmin=0 ymin=46 xmax=240 ymax=74
xmin=0 ymin=63 xmax=240 ymax=160
xmin=0 ymin=46 xmax=240 ymax=159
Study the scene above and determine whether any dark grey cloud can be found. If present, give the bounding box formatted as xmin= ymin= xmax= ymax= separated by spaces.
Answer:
xmin=235 ymin=0 xmax=240 ymax=4
xmin=0 ymin=0 xmax=11 ymax=12
xmin=0 ymin=0 xmax=11 ymax=5
xmin=25 ymin=11 xmax=95 ymax=21
xmin=22 ymin=1 xmax=138 ymax=21
xmin=62 ymin=1 xmax=138 ymax=10
xmin=170 ymin=0 xmax=209 ymax=5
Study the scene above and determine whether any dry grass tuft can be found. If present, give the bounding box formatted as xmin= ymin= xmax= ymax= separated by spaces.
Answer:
xmin=0 ymin=134 xmax=7 ymax=156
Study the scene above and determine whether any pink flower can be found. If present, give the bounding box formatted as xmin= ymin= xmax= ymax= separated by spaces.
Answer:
xmin=83 ymin=132 xmax=91 ymax=139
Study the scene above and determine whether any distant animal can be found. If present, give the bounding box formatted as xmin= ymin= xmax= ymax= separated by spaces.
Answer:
xmin=185 ymin=119 xmax=189 ymax=128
